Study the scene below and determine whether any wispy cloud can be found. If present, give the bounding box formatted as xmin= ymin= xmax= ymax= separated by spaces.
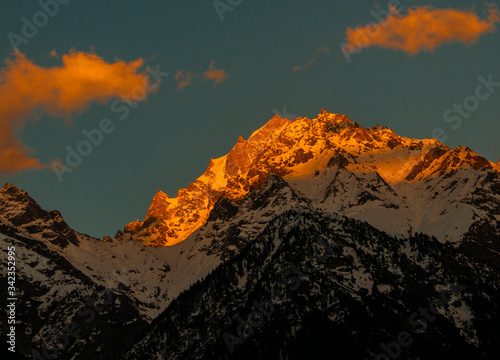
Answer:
xmin=175 ymin=61 xmax=229 ymax=90
xmin=293 ymin=47 xmax=331 ymax=71
xmin=343 ymin=5 xmax=499 ymax=55
xmin=0 ymin=50 xmax=155 ymax=174
xmin=175 ymin=70 xmax=196 ymax=91
xmin=204 ymin=61 xmax=229 ymax=84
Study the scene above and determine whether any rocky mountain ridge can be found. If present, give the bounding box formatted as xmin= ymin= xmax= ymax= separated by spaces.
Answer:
xmin=124 ymin=110 xmax=500 ymax=247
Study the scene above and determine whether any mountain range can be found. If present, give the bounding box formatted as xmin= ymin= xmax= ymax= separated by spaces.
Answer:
xmin=1 ymin=110 xmax=499 ymax=359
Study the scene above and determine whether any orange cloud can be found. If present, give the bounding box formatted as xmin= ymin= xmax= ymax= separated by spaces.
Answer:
xmin=175 ymin=61 xmax=229 ymax=90
xmin=0 ymin=50 xmax=155 ymax=174
xmin=204 ymin=61 xmax=229 ymax=84
xmin=175 ymin=70 xmax=196 ymax=91
xmin=343 ymin=5 xmax=499 ymax=55
xmin=293 ymin=46 xmax=331 ymax=71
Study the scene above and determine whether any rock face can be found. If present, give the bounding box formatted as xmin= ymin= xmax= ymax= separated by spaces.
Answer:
xmin=0 ymin=183 xmax=79 ymax=248
xmin=124 ymin=110 xmax=499 ymax=247
xmin=123 ymin=115 xmax=292 ymax=246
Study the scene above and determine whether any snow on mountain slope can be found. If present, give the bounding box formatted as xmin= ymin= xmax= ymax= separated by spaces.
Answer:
xmin=65 ymin=174 xmax=315 ymax=319
xmin=0 ymin=184 xmax=177 ymax=320
xmin=0 ymin=174 xmax=315 ymax=321
xmin=113 ymin=173 xmax=315 ymax=318
xmin=124 ymin=115 xmax=291 ymax=246
xmin=126 ymin=207 xmax=500 ymax=359
xmin=0 ymin=230 xmax=148 ymax=359
xmin=124 ymin=110 xmax=499 ymax=246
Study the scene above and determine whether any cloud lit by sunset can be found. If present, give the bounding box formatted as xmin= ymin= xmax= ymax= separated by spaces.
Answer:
xmin=343 ymin=5 xmax=499 ymax=55
xmin=204 ymin=61 xmax=229 ymax=84
xmin=175 ymin=70 xmax=195 ymax=91
xmin=293 ymin=46 xmax=331 ymax=71
xmin=175 ymin=61 xmax=229 ymax=90
xmin=0 ymin=50 xmax=155 ymax=174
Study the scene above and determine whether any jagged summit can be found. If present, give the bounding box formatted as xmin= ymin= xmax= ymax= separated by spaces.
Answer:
xmin=0 ymin=182 xmax=78 ymax=247
xmin=2 ymin=182 xmax=18 ymax=190
xmin=318 ymin=110 xmax=353 ymax=123
xmin=2 ymin=182 xmax=30 ymax=197
xmin=1 ymin=183 xmax=46 ymax=224
xmin=123 ymin=110 xmax=498 ymax=247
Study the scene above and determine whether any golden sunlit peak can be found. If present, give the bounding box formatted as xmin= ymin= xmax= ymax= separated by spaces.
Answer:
xmin=152 ymin=190 xmax=169 ymax=200
xmin=318 ymin=110 xmax=351 ymax=123
xmin=123 ymin=109 xmax=497 ymax=247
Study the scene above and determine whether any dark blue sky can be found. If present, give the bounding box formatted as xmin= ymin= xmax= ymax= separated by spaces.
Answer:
xmin=1 ymin=0 xmax=499 ymax=238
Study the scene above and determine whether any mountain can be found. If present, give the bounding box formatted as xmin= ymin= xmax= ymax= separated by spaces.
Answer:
xmin=127 ymin=208 xmax=500 ymax=359
xmin=0 ymin=185 xmax=148 ymax=359
xmin=124 ymin=110 xmax=500 ymax=250
xmin=1 ymin=110 xmax=499 ymax=359
xmin=0 ymin=183 xmax=80 ymax=248
xmin=123 ymin=115 xmax=292 ymax=246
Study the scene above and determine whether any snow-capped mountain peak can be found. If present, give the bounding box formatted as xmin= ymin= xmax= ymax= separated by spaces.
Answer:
xmin=123 ymin=110 xmax=498 ymax=247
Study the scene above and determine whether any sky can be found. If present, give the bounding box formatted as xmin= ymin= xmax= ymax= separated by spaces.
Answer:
xmin=0 ymin=0 xmax=499 ymax=238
